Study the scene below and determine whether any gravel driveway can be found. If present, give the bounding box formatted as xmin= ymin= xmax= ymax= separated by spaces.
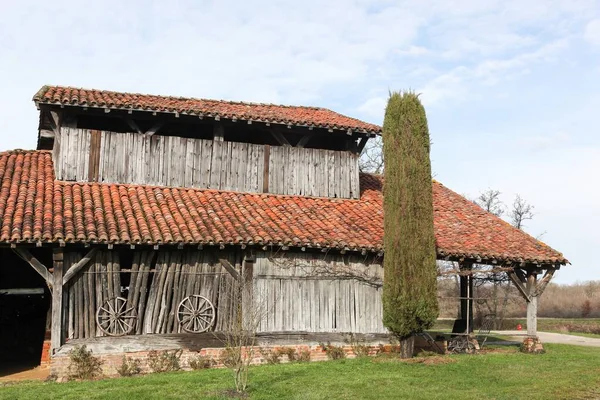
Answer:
xmin=491 ymin=331 xmax=600 ymax=347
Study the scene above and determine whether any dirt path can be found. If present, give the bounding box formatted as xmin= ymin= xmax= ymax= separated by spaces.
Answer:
xmin=491 ymin=331 xmax=600 ymax=347
xmin=0 ymin=366 xmax=49 ymax=382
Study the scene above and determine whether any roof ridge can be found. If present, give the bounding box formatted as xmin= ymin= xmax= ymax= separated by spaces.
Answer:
xmin=35 ymin=85 xmax=331 ymax=112
xmin=33 ymin=85 xmax=382 ymax=134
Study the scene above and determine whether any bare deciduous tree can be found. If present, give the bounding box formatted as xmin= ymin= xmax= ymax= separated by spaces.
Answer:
xmin=510 ymin=194 xmax=534 ymax=230
xmin=474 ymin=189 xmax=505 ymax=217
xmin=359 ymin=136 xmax=384 ymax=173
xmin=219 ymin=269 xmax=268 ymax=393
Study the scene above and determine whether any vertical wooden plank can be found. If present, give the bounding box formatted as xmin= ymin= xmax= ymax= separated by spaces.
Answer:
xmin=168 ymin=256 xmax=183 ymax=333
xmin=51 ymin=248 xmax=64 ymax=353
xmin=94 ymin=255 xmax=103 ymax=337
xmin=210 ymin=140 xmax=223 ymax=189
xmin=262 ymin=145 xmax=270 ymax=193
xmin=349 ymin=153 xmax=359 ymax=199
xmin=136 ymin=251 xmax=152 ymax=334
xmin=82 ymin=261 xmax=90 ymax=338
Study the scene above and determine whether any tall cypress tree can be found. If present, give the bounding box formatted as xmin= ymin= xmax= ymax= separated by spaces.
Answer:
xmin=382 ymin=91 xmax=438 ymax=358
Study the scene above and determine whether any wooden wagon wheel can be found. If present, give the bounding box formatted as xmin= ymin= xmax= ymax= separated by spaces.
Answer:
xmin=96 ymin=297 xmax=137 ymax=336
xmin=176 ymin=295 xmax=215 ymax=333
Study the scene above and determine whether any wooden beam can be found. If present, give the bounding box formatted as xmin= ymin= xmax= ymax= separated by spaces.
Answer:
xmin=219 ymin=258 xmax=241 ymax=281
xmin=534 ymin=267 xmax=555 ymax=297
xmin=146 ymin=121 xmax=164 ymax=136
xmin=51 ymin=248 xmax=64 ymax=353
xmin=270 ymin=130 xmax=291 ymax=147
xmin=0 ymin=288 xmax=45 ymax=295
xmin=507 ymin=270 xmax=531 ymax=302
xmin=40 ymin=129 xmax=55 ymax=139
xmin=296 ymin=135 xmax=311 ymax=148
xmin=13 ymin=248 xmax=52 ymax=286
xmin=62 ymin=248 xmax=98 ymax=285
xmin=357 ymin=137 xmax=369 ymax=153
xmin=123 ymin=118 xmax=143 ymax=134
xmin=49 ymin=111 xmax=62 ymax=134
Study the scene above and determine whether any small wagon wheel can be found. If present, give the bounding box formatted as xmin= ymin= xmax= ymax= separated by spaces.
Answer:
xmin=177 ymin=295 xmax=215 ymax=333
xmin=96 ymin=297 xmax=137 ymax=336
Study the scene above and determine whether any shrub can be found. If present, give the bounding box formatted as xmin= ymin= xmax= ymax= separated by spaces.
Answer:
xmin=148 ymin=349 xmax=182 ymax=373
xmin=219 ymin=347 xmax=238 ymax=369
xmin=319 ymin=342 xmax=346 ymax=360
xmin=67 ymin=345 xmax=103 ymax=380
xmin=259 ymin=347 xmax=282 ymax=365
xmin=116 ymin=356 xmax=141 ymax=377
xmin=188 ymin=354 xmax=215 ymax=370
xmin=296 ymin=348 xmax=311 ymax=362
xmin=344 ymin=333 xmax=370 ymax=358
xmin=582 ymin=300 xmax=592 ymax=318
xmin=276 ymin=347 xmax=299 ymax=362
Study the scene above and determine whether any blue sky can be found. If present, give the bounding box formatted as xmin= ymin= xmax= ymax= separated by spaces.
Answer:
xmin=1 ymin=0 xmax=598 ymax=283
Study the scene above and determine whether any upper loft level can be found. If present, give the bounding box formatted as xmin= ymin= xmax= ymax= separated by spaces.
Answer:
xmin=33 ymin=86 xmax=382 ymax=199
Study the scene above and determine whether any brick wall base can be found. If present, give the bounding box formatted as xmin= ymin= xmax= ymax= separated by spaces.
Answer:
xmin=50 ymin=340 xmax=445 ymax=379
xmin=40 ymin=340 xmax=52 ymax=366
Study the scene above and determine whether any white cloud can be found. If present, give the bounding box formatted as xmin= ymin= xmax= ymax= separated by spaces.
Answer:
xmin=517 ymin=132 xmax=571 ymax=150
xmin=357 ymin=97 xmax=387 ymax=121
xmin=395 ymin=45 xmax=430 ymax=56
xmin=584 ymin=19 xmax=600 ymax=46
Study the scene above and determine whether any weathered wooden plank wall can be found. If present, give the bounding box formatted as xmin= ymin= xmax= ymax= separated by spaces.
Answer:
xmin=63 ymin=249 xmax=240 ymax=340
xmin=253 ymin=252 xmax=386 ymax=334
xmin=53 ymin=129 xmax=360 ymax=198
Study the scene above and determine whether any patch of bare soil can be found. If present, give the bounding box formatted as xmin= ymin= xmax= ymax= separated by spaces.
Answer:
xmin=218 ymin=389 xmax=249 ymax=398
xmin=0 ymin=366 xmax=50 ymax=382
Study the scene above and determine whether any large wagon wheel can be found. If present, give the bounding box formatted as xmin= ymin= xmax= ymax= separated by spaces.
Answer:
xmin=96 ymin=297 xmax=137 ymax=336
xmin=177 ymin=295 xmax=215 ymax=333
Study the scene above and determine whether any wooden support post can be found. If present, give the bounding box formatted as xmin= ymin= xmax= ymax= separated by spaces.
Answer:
xmin=508 ymin=266 xmax=556 ymax=341
xmin=51 ymin=248 xmax=64 ymax=354
xmin=527 ymin=296 xmax=538 ymax=337
xmin=526 ymin=270 xmax=538 ymax=338
xmin=459 ymin=262 xmax=473 ymax=333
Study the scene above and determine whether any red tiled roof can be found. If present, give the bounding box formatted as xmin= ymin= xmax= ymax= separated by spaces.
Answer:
xmin=33 ymin=86 xmax=382 ymax=135
xmin=0 ymin=150 xmax=566 ymax=265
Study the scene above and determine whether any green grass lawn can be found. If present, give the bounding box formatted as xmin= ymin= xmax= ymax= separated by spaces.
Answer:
xmin=2 ymin=344 xmax=600 ymax=400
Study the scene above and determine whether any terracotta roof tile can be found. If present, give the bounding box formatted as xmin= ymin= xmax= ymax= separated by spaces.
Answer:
xmin=0 ymin=150 xmax=567 ymax=265
xmin=33 ymin=86 xmax=381 ymax=134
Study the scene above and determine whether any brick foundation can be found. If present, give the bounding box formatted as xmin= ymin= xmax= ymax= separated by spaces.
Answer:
xmin=50 ymin=340 xmax=446 ymax=378
xmin=40 ymin=340 xmax=52 ymax=366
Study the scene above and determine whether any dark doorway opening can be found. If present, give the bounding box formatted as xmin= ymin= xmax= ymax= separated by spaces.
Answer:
xmin=0 ymin=248 xmax=51 ymax=376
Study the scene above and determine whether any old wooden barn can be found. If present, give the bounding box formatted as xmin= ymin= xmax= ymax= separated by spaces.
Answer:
xmin=0 ymin=86 xmax=567 ymax=375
